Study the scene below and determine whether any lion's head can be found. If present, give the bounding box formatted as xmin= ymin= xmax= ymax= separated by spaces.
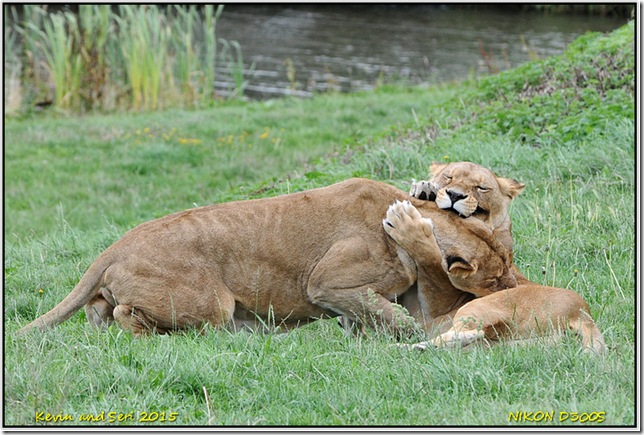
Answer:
xmin=426 ymin=161 xmax=525 ymax=232
xmin=382 ymin=199 xmax=517 ymax=299
xmin=427 ymin=212 xmax=518 ymax=297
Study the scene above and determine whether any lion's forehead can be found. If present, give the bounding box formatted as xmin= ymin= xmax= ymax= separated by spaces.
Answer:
xmin=443 ymin=167 xmax=498 ymax=188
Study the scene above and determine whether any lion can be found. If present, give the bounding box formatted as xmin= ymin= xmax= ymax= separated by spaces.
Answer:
xmin=18 ymin=162 xmax=525 ymax=338
xmin=383 ymin=200 xmax=605 ymax=354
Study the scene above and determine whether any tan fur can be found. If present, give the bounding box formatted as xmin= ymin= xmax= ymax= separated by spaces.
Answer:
xmin=19 ymin=178 xmax=456 ymax=337
xmin=384 ymin=201 xmax=605 ymax=355
xmin=433 ymin=286 xmax=606 ymax=355
xmin=411 ymin=161 xmax=525 ymax=227
xmin=408 ymin=161 xmax=532 ymax=310
xmin=384 ymin=200 xmax=517 ymax=298
xmin=384 ymin=200 xmax=510 ymax=335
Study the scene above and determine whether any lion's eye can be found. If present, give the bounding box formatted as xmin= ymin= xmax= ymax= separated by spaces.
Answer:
xmin=443 ymin=174 xmax=452 ymax=181
xmin=477 ymin=186 xmax=491 ymax=193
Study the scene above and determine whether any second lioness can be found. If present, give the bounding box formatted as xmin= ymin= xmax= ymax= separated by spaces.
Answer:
xmin=397 ymin=161 xmax=527 ymax=331
xmin=383 ymin=200 xmax=605 ymax=354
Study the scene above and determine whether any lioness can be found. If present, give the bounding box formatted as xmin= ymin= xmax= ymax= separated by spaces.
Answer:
xmin=383 ymin=200 xmax=606 ymax=354
xmin=18 ymin=179 xmax=433 ymax=336
xmin=396 ymin=161 xmax=527 ymax=331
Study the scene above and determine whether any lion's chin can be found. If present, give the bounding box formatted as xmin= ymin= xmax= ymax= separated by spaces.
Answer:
xmin=452 ymin=201 xmax=477 ymax=217
xmin=439 ymin=202 xmax=488 ymax=219
xmin=470 ymin=206 xmax=489 ymax=218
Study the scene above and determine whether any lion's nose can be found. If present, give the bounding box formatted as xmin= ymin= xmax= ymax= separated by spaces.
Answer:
xmin=447 ymin=190 xmax=467 ymax=204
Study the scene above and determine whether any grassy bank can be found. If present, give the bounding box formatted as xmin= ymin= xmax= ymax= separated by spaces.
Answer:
xmin=4 ymin=22 xmax=635 ymax=427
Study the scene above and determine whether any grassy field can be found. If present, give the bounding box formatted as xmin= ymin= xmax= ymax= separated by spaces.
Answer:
xmin=4 ymin=22 xmax=635 ymax=427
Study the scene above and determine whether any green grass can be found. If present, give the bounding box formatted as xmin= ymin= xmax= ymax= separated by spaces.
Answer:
xmin=4 ymin=22 xmax=635 ymax=427
xmin=4 ymin=87 xmax=457 ymax=243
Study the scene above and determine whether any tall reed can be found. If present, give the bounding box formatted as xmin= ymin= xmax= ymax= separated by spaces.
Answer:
xmin=22 ymin=10 xmax=84 ymax=111
xmin=4 ymin=8 xmax=23 ymax=112
xmin=219 ymin=39 xmax=254 ymax=98
xmin=203 ymin=5 xmax=224 ymax=102
xmin=172 ymin=5 xmax=198 ymax=106
xmin=6 ymin=4 xmax=247 ymax=113
xmin=115 ymin=5 xmax=170 ymax=111
xmin=77 ymin=5 xmax=111 ymax=109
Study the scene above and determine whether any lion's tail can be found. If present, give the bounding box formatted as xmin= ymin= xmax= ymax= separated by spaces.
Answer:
xmin=569 ymin=310 xmax=606 ymax=355
xmin=16 ymin=254 xmax=112 ymax=334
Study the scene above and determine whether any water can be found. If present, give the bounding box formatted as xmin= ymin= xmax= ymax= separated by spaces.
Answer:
xmin=214 ymin=5 xmax=626 ymax=99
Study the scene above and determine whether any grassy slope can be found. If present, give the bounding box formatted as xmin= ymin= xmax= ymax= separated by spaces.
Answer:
xmin=4 ymin=22 xmax=635 ymax=426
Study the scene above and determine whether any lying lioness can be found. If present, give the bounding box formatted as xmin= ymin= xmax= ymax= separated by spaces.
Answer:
xmin=383 ymin=200 xmax=606 ymax=354
xmin=19 ymin=178 xmax=443 ymax=336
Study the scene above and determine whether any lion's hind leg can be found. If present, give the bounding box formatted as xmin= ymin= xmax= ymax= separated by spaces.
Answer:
xmin=568 ymin=311 xmax=606 ymax=355
xmin=84 ymin=287 xmax=117 ymax=329
xmin=113 ymin=304 xmax=167 ymax=336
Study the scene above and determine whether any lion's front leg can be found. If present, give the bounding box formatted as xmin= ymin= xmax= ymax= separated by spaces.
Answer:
xmin=311 ymin=286 xmax=417 ymax=337
xmin=306 ymin=237 xmax=419 ymax=337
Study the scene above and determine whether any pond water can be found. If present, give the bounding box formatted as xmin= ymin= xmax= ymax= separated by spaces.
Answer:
xmin=214 ymin=5 xmax=626 ymax=99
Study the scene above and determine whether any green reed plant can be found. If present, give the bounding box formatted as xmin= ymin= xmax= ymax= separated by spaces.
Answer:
xmin=6 ymin=4 xmax=244 ymax=113
xmin=77 ymin=5 xmax=111 ymax=110
xmin=11 ymin=5 xmax=49 ymax=108
xmin=24 ymin=10 xmax=83 ymax=111
xmin=172 ymin=5 xmax=199 ymax=106
xmin=219 ymin=39 xmax=254 ymax=98
xmin=203 ymin=5 xmax=224 ymax=103
xmin=4 ymin=9 xmax=22 ymax=112
xmin=116 ymin=5 xmax=170 ymax=111
xmin=170 ymin=5 xmax=226 ymax=107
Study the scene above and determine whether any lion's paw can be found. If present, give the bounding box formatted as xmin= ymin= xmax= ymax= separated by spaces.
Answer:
xmin=409 ymin=179 xmax=437 ymax=201
xmin=432 ymin=329 xmax=485 ymax=348
xmin=382 ymin=200 xmax=433 ymax=247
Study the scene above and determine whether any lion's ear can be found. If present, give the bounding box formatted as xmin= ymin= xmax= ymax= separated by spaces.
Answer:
xmin=498 ymin=177 xmax=525 ymax=199
xmin=445 ymin=255 xmax=477 ymax=277
xmin=429 ymin=162 xmax=449 ymax=178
